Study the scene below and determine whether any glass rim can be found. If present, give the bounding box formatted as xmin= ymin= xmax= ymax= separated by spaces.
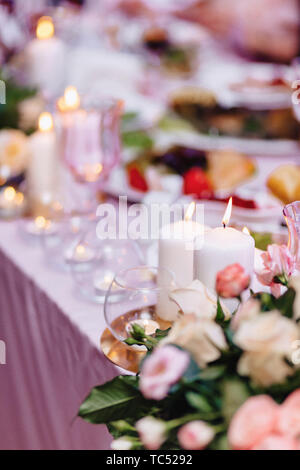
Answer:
xmin=113 ymin=265 xmax=175 ymax=292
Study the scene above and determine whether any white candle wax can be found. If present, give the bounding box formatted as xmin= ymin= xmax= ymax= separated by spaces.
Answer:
xmin=157 ymin=219 xmax=209 ymax=321
xmin=194 ymin=227 xmax=255 ymax=293
xmin=159 ymin=220 xmax=208 ymax=287
xmin=26 ymin=19 xmax=66 ymax=97
xmin=27 ymin=113 xmax=59 ymax=207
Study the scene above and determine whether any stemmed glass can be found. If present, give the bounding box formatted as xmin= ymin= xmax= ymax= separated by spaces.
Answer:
xmin=59 ymin=98 xmax=123 ymax=215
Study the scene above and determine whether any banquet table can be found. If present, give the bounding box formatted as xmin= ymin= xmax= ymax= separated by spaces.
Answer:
xmin=0 ymin=220 xmax=119 ymax=450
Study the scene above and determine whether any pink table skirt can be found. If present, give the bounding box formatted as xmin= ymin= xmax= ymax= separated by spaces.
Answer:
xmin=0 ymin=221 xmax=118 ymax=450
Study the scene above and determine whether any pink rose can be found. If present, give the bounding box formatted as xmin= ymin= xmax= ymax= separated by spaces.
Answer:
xmin=136 ymin=416 xmax=166 ymax=450
xmin=256 ymin=244 xmax=294 ymax=297
xmin=228 ymin=395 xmax=279 ymax=450
xmin=216 ymin=264 xmax=250 ymax=298
xmin=251 ymin=434 xmax=299 ymax=451
xmin=178 ymin=421 xmax=215 ymax=450
xmin=277 ymin=390 xmax=300 ymax=439
xmin=139 ymin=345 xmax=190 ymax=400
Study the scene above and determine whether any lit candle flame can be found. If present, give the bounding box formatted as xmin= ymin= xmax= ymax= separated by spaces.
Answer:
xmin=4 ymin=186 xmax=16 ymax=202
xmin=242 ymin=226 xmax=251 ymax=236
xmin=184 ymin=201 xmax=196 ymax=222
xmin=36 ymin=17 xmax=54 ymax=40
xmin=35 ymin=216 xmax=47 ymax=230
xmin=64 ymin=86 xmax=80 ymax=110
xmin=38 ymin=112 xmax=53 ymax=132
xmin=76 ymin=244 xmax=86 ymax=256
xmin=222 ymin=197 xmax=232 ymax=228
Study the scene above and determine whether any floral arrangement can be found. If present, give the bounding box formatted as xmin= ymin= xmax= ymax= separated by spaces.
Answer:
xmin=79 ymin=244 xmax=300 ymax=450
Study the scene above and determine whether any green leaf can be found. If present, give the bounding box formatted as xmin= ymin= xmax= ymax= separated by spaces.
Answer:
xmin=78 ymin=376 xmax=147 ymax=424
xmin=186 ymin=392 xmax=213 ymax=412
xmin=198 ymin=365 xmax=226 ymax=381
xmin=216 ymin=298 xmax=225 ymax=324
xmin=273 ymin=287 xmax=296 ymax=319
xmin=221 ymin=378 xmax=250 ymax=424
xmin=122 ymin=130 xmax=154 ymax=150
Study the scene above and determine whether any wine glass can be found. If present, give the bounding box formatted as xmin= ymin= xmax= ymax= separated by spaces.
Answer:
xmin=104 ymin=266 xmax=176 ymax=346
xmin=59 ymin=98 xmax=123 ymax=215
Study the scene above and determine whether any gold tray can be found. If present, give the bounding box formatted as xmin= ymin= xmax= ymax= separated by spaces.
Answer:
xmin=100 ymin=327 xmax=145 ymax=373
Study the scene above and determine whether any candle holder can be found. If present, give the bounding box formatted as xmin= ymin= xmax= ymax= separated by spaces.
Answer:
xmin=0 ymin=186 xmax=27 ymax=219
xmin=103 ymin=266 xmax=175 ymax=350
xmin=40 ymin=215 xmax=95 ymax=271
xmin=70 ymin=229 xmax=145 ymax=303
xmin=283 ymin=201 xmax=300 ymax=270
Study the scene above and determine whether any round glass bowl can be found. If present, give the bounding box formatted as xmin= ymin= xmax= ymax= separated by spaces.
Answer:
xmin=104 ymin=266 xmax=176 ymax=345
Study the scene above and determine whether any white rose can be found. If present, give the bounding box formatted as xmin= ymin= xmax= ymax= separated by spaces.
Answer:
xmin=161 ymin=313 xmax=227 ymax=368
xmin=234 ymin=311 xmax=300 ymax=386
xmin=170 ymin=279 xmax=231 ymax=320
xmin=111 ymin=437 xmax=133 ymax=450
xmin=136 ymin=417 xmax=166 ymax=450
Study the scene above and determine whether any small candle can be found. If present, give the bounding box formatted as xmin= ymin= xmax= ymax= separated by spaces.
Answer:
xmin=194 ymin=198 xmax=255 ymax=293
xmin=126 ymin=319 xmax=160 ymax=337
xmin=0 ymin=186 xmax=25 ymax=218
xmin=94 ymin=272 xmax=116 ymax=293
xmin=27 ymin=112 xmax=59 ymax=211
xmin=25 ymin=216 xmax=57 ymax=236
xmin=25 ymin=17 xmax=66 ymax=97
xmin=65 ymin=244 xmax=95 ymax=264
xmin=57 ymin=86 xmax=81 ymax=113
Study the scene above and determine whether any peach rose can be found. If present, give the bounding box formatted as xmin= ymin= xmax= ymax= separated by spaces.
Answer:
xmin=178 ymin=421 xmax=215 ymax=450
xmin=139 ymin=345 xmax=189 ymax=400
xmin=216 ymin=264 xmax=250 ymax=299
xmin=251 ymin=434 xmax=299 ymax=451
xmin=228 ymin=395 xmax=279 ymax=450
xmin=231 ymin=298 xmax=260 ymax=331
xmin=256 ymin=244 xmax=294 ymax=298
xmin=161 ymin=313 xmax=227 ymax=368
xmin=277 ymin=390 xmax=300 ymax=439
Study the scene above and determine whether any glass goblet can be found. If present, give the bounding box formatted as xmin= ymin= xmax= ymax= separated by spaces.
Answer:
xmin=59 ymin=98 xmax=123 ymax=215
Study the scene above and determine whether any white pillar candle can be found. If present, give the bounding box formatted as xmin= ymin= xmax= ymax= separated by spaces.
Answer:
xmin=28 ymin=112 xmax=59 ymax=209
xmin=26 ymin=17 xmax=66 ymax=98
xmin=157 ymin=202 xmax=210 ymax=321
xmin=194 ymin=199 xmax=255 ymax=293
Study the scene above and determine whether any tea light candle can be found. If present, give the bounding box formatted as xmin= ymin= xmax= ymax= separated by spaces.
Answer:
xmin=194 ymin=198 xmax=255 ymax=292
xmin=126 ymin=319 xmax=160 ymax=336
xmin=28 ymin=112 xmax=59 ymax=209
xmin=25 ymin=216 xmax=57 ymax=236
xmin=65 ymin=244 xmax=95 ymax=264
xmin=0 ymin=186 xmax=25 ymax=218
xmin=26 ymin=17 xmax=66 ymax=97
xmin=57 ymin=86 xmax=81 ymax=113
xmin=94 ymin=272 xmax=116 ymax=294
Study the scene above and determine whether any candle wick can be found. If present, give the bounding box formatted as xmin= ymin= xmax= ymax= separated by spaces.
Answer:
xmin=223 ymin=223 xmax=226 ymax=229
